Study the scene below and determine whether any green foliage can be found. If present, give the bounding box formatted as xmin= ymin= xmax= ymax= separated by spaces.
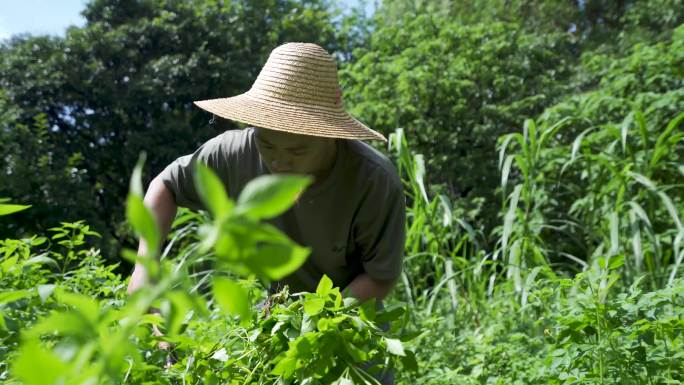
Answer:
xmin=401 ymin=264 xmax=684 ymax=384
xmin=1 ymin=154 xmax=413 ymax=384
xmin=341 ymin=15 xmax=575 ymax=232
xmin=387 ymin=128 xmax=486 ymax=313
xmin=496 ymin=109 xmax=684 ymax=289
xmin=378 ymin=0 xmax=684 ymax=47
xmin=1 ymin=3 xmax=683 ymax=384
xmin=542 ymin=24 xmax=684 ymax=135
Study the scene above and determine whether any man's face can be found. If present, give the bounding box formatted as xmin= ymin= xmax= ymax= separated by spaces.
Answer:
xmin=254 ymin=127 xmax=336 ymax=177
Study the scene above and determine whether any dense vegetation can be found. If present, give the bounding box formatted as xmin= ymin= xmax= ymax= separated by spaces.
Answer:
xmin=1 ymin=0 xmax=683 ymax=384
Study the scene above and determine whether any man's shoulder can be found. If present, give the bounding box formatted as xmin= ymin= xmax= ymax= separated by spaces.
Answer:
xmin=344 ymin=140 xmax=401 ymax=186
xmin=207 ymin=127 xmax=256 ymax=153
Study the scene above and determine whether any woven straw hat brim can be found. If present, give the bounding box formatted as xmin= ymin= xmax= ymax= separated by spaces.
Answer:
xmin=195 ymin=93 xmax=386 ymax=141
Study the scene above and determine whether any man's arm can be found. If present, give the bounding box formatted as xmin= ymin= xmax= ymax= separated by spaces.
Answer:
xmin=127 ymin=176 xmax=178 ymax=294
xmin=344 ymin=272 xmax=396 ymax=302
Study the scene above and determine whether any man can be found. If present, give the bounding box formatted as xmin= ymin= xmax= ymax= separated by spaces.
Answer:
xmin=127 ymin=42 xmax=405 ymax=382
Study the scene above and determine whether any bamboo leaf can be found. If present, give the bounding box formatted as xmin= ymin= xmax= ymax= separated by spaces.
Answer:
xmin=413 ymin=154 xmax=429 ymax=204
xmin=620 ymin=112 xmax=633 ymax=155
xmin=609 ymin=212 xmax=619 ymax=257
xmin=571 ymin=127 xmax=594 ymax=163
xmin=651 ymin=112 xmax=684 ymax=169
xmin=501 ymin=155 xmax=514 ymax=189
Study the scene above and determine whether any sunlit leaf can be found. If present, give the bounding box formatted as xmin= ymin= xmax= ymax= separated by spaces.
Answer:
xmin=23 ymin=254 xmax=58 ymax=268
xmin=213 ymin=277 xmax=250 ymax=320
xmin=126 ymin=195 xmax=160 ymax=258
xmin=501 ymin=154 xmax=514 ymax=189
xmin=316 ymin=274 xmax=334 ymax=296
xmin=0 ymin=290 xmax=32 ymax=304
xmin=57 ymin=291 xmax=100 ymax=325
xmin=303 ymin=297 xmax=325 ymax=316
xmin=126 ymin=154 xmax=160 ymax=256
xmin=271 ymin=356 xmax=297 ymax=377
xmin=236 ymin=174 xmax=312 ymax=219
xmin=245 ymin=242 xmax=310 ymax=281
xmin=194 ymin=162 xmax=234 ymax=218
xmin=165 ymin=290 xmax=195 ymax=336
xmin=0 ymin=204 xmax=31 ymax=216
xmin=12 ymin=341 xmax=69 ymax=385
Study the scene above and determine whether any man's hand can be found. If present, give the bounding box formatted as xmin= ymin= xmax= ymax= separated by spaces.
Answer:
xmin=152 ymin=324 xmax=177 ymax=368
xmin=343 ymin=273 xmax=396 ymax=302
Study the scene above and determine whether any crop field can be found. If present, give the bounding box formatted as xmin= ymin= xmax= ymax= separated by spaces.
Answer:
xmin=1 ymin=1 xmax=683 ymax=384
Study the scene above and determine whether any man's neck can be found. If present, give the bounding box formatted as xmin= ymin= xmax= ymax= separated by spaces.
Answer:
xmin=312 ymin=139 xmax=338 ymax=185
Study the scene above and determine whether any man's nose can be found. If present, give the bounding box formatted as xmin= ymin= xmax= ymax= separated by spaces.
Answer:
xmin=271 ymin=158 xmax=290 ymax=170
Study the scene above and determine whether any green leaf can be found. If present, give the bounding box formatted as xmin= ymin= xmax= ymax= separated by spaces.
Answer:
xmin=126 ymin=154 xmax=160 ymax=256
xmin=212 ymin=277 xmax=250 ymax=320
xmin=57 ymin=291 xmax=100 ymax=325
xmin=620 ymin=111 xmax=633 ymax=154
xmin=126 ymin=194 xmax=160 ymax=258
xmin=272 ymin=356 xmax=298 ymax=377
xmin=375 ymin=306 xmax=406 ymax=324
xmin=384 ymin=337 xmax=406 ymax=356
xmin=164 ymin=290 xmax=195 ymax=336
xmin=342 ymin=340 xmax=368 ymax=362
xmin=26 ymin=311 xmax=90 ymax=338
xmin=0 ymin=203 xmax=31 ymax=216
xmin=501 ymin=154 xmax=514 ymax=188
xmin=245 ymin=242 xmax=310 ymax=281
xmin=12 ymin=340 xmax=69 ymax=385
xmin=316 ymin=274 xmax=334 ymax=296
xmin=303 ymin=297 xmax=325 ymax=316
xmin=194 ymin=163 xmax=234 ymax=218
xmin=0 ymin=290 xmax=32 ymax=304
xmin=609 ymin=211 xmax=619 ymax=257
xmin=236 ymin=174 xmax=312 ymax=219
xmin=129 ymin=153 xmax=146 ymax=197
xmin=412 ymin=154 xmax=429 ymax=204
xmin=359 ymin=299 xmax=377 ymax=321
xmin=401 ymin=350 xmax=419 ymax=371
xmin=23 ymin=254 xmax=58 ymax=268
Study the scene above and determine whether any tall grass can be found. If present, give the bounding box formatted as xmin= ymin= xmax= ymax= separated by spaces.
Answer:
xmin=395 ymin=110 xmax=684 ymax=384
xmin=391 ymin=109 xmax=683 ymax=318
xmin=488 ymin=110 xmax=684 ymax=296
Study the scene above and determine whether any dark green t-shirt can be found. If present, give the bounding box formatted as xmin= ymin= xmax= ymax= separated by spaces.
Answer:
xmin=158 ymin=127 xmax=405 ymax=293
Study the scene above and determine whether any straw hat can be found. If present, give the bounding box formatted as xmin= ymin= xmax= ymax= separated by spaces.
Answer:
xmin=193 ymin=42 xmax=386 ymax=142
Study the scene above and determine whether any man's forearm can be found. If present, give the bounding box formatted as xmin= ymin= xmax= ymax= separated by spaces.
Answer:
xmin=344 ymin=272 xmax=396 ymax=302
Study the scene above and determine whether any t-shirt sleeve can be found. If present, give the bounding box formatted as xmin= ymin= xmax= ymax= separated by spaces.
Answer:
xmin=353 ymin=166 xmax=406 ymax=281
xmin=156 ymin=133 xmax=231 ymax=211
